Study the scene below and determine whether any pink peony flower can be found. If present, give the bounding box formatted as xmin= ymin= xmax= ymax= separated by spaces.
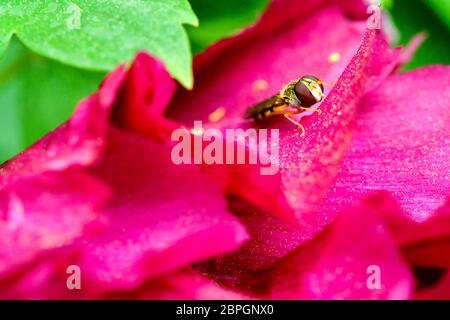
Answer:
xmin=0 ymin=0 xmax=448 ymax=299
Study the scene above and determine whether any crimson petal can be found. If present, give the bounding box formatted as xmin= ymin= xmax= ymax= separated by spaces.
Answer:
xmin=321 ymin=66 xmax=450 ymax=224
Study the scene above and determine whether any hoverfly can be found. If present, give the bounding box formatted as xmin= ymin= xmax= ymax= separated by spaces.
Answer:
xmin=244 ymin=75 xmax=328 ymax=136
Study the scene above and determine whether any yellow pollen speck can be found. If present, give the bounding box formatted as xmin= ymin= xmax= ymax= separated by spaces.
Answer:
xmin=252 ymin=79 xmax=269 ymax=92
xmin=328 ymin=52 xmax=341 ymax=63
xmin=190 ymin=128 xmax=204 ymax=136
xmin=208 ymin=107 xmax=226 ymax=122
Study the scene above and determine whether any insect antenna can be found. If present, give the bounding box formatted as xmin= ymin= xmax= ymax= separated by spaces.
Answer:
xmin=317 ymin=79 xmax=337 ymax=87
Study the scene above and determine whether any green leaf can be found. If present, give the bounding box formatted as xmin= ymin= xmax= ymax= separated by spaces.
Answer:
xmin=387 ymin=0 xmax=450 ymax=69
xmin=425 ymin=0 xmax=450 ymax=30
xmin=380 ymin=0 xmax=394 ymax=10
xmin=0 ymin=0 xmax=197 ymax=88
xmin=0 ymin=38 xmax=104 ymax=163
xmin=187 ymin=0 xmax=269 ymax=54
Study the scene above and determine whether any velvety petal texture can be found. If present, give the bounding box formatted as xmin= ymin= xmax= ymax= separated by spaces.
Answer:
xmin=266 ymin=194 xmax=413 ymax=300
xmin=167 ymin=5 xmax=368 ymax=222
xmin=77 ymin=127 xmax=247 ymax=294
xmin=114 ymin=269 xmax=249 ymax=300
xmin=0 ymin=0 xmax=449 ymax=300
xmin=113 ymin=52 xmax=179 ymax=142
xmin=0 ymin=66 xmax=126 ymax=285
xmin=321 ymin=66 xmax=450 ymax=222
xmin=167 ymin=7 xmax=402 ymax=239
xmin=164 ymin=0 xmax=407 ymax=290
xmin=198 ymin=194 xmax=413 ymax=299
xmin=164 ymin=0 xmax=448 ymax=298
xmin=0 ymin=54 xmax=248 ymax=299
xmin=0 ymin=170 xmax=108 ymax=280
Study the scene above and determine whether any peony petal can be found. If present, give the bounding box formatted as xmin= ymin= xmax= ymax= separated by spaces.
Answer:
xmin=0 ymin=170 xmax=109 ymax=281
xmin=0 ymin=66 xmax=127 ymax=298
xmin=74 ymin=127 xmax=248 ymax=294
xmin=199 ymin=193 xmax=414 ymax=300
xmin=415 ymin=269 xmax=450 ymax=300
xmin=195 ymin=196 xmax=311 ymax=284
xmin=0 ymin=52 xmax=248 ymax=298
xmin=167 ymin=7 xmax=366 ymax=123
xmin=112 ymin=52 xmax=179 ymax=142
xmin=0 ymin=248 xmax=87 ymax=299
xmin=170 ymin=7 xmax=358 ymax=220
xmin=166 ymin=1 xmax=402 ymax=229
xmin=173 ymin=130 xmax=297 ymax=221
xmin=274 ymin=30 xmax=400 ymax=230
xmin=107 ymin=268 xmax=249 ymax=300
xmin=184 ymin=0 xmax=368 ymax=76
xmin=321 ymin=66 xmax=450 ymax=223
xmin=265 ymin=193 xmax=414 ymax=299
xmin=400 ymin=198 xmax=450 ymax=268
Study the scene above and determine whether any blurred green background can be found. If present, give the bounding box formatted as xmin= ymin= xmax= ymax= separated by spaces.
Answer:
xmin=0 ymin=0 xmax=449 ymax=163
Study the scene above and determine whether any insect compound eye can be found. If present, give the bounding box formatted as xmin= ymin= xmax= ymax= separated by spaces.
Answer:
xmin=294 ymin=75 xmax=324 ymax=107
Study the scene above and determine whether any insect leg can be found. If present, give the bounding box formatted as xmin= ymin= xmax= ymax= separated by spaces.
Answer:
xmin=284 ymin=113 xmax=306 ymax=137
xmin=299 ymin=106 xmax=322 ymax=114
